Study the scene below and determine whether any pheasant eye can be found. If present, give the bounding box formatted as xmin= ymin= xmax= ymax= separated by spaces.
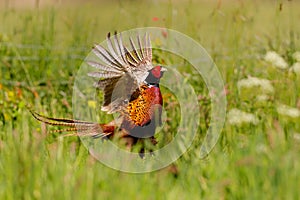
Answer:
xmin=151 ymin=66 xmax=161 ymax=78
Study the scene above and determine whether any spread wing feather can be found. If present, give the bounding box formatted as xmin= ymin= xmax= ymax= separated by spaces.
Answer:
xmin=88 ymin=71 xmax=123 ymax=79
xmin=87 ymin=61 xmax=121 ymax=73
xmin=88 ymin=32 xmax=153 ymax=114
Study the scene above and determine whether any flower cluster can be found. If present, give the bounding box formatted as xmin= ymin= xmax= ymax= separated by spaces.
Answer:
xmin=228 ymin=108 xmax=259 ymax=126
xmin=264 ymin=51 xmax=300 ymax=75
xmin=277 ymin=104 xmax=300 ymax=119
xmin=293 ymin=51 xmax=300 ymax=62
xmin=237 ymin=76 xmax=274 ymax=94
xmin=264 ymin=51 xmax=288 ymax=70
xmin=290 ymin=63 xmax=300 ymax=75
xmin=237 ymin=76 xmax=274 ymax=102
xmin=227 ymin=50 xmax=300 ymax=127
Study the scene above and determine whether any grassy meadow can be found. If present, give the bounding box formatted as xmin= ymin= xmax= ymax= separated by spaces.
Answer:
xmin=1 ymin=0 xmax=300 ymax=199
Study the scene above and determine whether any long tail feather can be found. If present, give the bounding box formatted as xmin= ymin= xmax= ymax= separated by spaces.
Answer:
xmin=29 ymin=109 xmax=115 ymax=138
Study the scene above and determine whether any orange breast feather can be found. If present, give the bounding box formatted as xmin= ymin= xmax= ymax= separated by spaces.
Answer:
xmin=126 ymin=85 xmax=163 ymax=127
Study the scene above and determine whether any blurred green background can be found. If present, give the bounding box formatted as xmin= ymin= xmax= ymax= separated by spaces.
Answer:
xmin=1 ymin=0 xmax=300 ymax=199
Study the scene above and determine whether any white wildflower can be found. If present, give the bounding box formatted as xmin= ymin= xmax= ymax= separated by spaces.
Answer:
xmin=293 ymin=133 xmax=300 ymax=141
xmin=293 ymin=51 xmax=300 ymax=62
xmin=277 ymin=104 xmax=300 ymax=118
xmin=228 ymin=108 xmax=259 ymax=126
xmin=237 ymin=76 xmax=274 ymax=94
xmin=290 ymin=62 xmax=300 ymax=75
xmin=264 ymin=51 xmax=288 ymax=70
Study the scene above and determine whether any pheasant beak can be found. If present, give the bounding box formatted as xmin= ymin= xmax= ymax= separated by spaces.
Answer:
xmin=161 ymin=67 xmax=167 ymax=72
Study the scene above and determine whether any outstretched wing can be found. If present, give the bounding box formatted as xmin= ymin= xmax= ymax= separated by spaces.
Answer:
xmin=88 ymin=32 xmax=153 ymax=114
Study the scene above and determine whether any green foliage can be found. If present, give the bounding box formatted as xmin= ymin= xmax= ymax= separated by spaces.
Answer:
xmin=1 ymin=1 xmax=300 ymax=199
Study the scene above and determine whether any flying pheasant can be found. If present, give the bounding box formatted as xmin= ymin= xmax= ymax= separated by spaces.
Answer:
xmin=30 ymin=32 xmax=166 ymax=151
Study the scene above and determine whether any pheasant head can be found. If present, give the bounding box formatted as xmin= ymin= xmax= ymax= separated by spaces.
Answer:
xmin=144 ymin=66 xmax=167 ymax=85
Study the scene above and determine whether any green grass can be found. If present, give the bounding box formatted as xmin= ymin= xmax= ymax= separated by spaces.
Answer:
xmin=1 ymin=0 xmax=300 ymax=199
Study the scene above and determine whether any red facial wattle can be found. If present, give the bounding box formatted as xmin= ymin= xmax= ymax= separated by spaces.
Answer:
xmin=151 ymin=66 xmax=162 ymax=78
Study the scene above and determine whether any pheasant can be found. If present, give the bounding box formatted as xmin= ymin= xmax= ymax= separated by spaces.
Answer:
xmin=30 ymin=32 xmax=166 ymax=152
